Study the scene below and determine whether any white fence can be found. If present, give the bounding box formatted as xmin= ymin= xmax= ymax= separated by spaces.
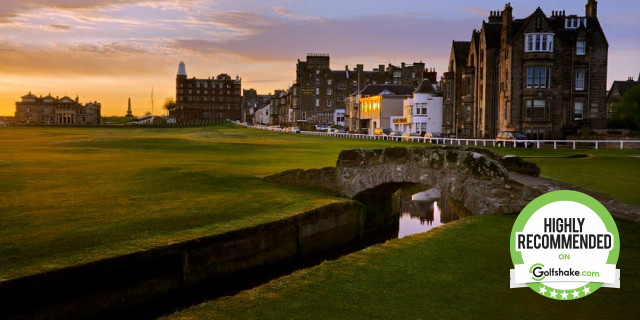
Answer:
xmin=249 ymin=125 xmax=640 ymax=150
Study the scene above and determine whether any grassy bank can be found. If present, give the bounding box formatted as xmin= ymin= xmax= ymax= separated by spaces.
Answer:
xmin=0 ymin=124 xmax=397 ymax=280
xmin=1 ymin=125 xmax=638 ymax=286
xmin=164 ymin=215 xmax=640 ymax=319
xmin=160 ymin=131 xmax=640 ymax=319
xmin=489 ymin=147 xmax=640 ymax=205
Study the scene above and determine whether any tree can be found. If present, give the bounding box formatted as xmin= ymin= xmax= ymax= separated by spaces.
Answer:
xmin=163 ymin=97 xmax=177 ymax=114
xmin=613 ymin=84 xmax=640 ymax=130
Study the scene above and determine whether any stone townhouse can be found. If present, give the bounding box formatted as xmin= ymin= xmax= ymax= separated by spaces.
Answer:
xmin=443 ymin=0 xmax=608 ymax=139
xmin=291 ymin=53 xmax=431 ymax=131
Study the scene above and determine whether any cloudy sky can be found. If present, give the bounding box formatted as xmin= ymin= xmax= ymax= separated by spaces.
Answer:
xmin=0 ymin=0 xmax=638 ymax=116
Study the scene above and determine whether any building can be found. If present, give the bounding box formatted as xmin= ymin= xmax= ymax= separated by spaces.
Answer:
xmin=357 ymin=85 xmax=414 ymax=134
xmin=442 ymin=41 xmax=472 ymax=137
xmin=14 ymin=92 xmax=101 ymax=125
xmin=606 ymin=75 xmax=640 ymax=119
xmin=393 ymin=79 xmax=443 ymax=135
xmin=173 ymin=61 xmax=242 ymax=123
xmin=443 ymin=0 xmax=608 ymax=139
xmin=292 ymin=53 xmax=430 ymax=130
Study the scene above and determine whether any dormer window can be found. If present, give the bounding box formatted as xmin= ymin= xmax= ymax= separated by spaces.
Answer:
xmin=525 ymin=33 xmax=554 ymax=53
xmin=565 ymin=17 xmax=587 ymax=29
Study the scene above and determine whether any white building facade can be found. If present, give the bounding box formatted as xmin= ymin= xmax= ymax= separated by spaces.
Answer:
xmin=255 ymin=104 xmax=272 ymax=125
xmin=393 ymin=80 xmax=443 ymax=136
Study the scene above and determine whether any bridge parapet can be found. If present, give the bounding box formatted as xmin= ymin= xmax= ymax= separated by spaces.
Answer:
xmin=268 ymin=146 xmax=542 ymax=215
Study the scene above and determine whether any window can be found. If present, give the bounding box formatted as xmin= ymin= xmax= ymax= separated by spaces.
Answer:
xmin=393 ymin=71 xmax=401 ymax=78
xmin=525 ymin=66 xmax=550 ymax=88
xmin=576 ymin=40 xmax=586 ymax=55
xmin=575 ymin=70 xmax=585 ymax=91
xmin=327 ymin=100 xmax=332 ymax=107
xmin=465 ymin=105 xmax=472 ymax=122
xmin=525 ymin=99 xmax=547 ymax=119
xmin=327 ymin=79 xmax=332 ymax=85
xmin=316 ymin=70 xmax=320 ymax=75
xmin=315 ymin=99 xmax=320 ymax=107
xmin=525 ymin=33 xmax=554 ymax=52
xmin=445 ymin=82 xmax=452 ymax=100
xmin=315 ymin=88 xmax=319 ymax=95
xmin=327 ymin=88 xmax=332 ymax=95
xmin=574 ymin=102 xmax=584 ymax=120
xmin=565 ymin=17 xmax=587 ymax=29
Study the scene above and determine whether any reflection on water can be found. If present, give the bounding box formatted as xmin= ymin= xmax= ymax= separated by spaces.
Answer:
xmin=397 ymin=189 xmax=468 ymax=238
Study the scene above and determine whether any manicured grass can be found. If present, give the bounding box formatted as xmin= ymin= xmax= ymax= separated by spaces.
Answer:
xmin=489 ymin=147 xmax=640 ymax=205
xmin=0 ymin=124 xmax=398 ymax=280
xmin=163 ymin=215 xmax=640 ymax=319
xmin=1 ymin=123 xmax=638 ymax=300
xmin=160 ymin=133 xmax=640 ymax=320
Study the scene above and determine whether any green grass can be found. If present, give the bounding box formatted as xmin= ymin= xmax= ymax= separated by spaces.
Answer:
xmin=0 ymin=124 xmax=398 ymax=280
xmin=163 ymin=215 xmax=640 ymax=319
xmin=489 ymin=148 xmax=640 ymax=205
xmin=1 ymin=123 xmax=638 ymax=320
xmin=159 ymin=133 xmax=640 ymax=319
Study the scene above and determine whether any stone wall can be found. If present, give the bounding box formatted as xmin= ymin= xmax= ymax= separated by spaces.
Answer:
xmin=0 ymin=201 xmax=365 ymax=320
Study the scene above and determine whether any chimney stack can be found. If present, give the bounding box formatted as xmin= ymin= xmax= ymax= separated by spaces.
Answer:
xmin=586 ymin=0 xmax=598 ymax=18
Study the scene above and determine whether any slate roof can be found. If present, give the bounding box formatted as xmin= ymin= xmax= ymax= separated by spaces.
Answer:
xmin=612 ymin=80 xmax=640 ymax=96
xmin=359 ymin=84 xmax=414 ymax=97
xmin=482 ymin=22 xmax=502 ymax=48
xmin=414 ymin=79 xmax=437 ymax=95
xmin=452 ymin=41 xmax=471 ymax=64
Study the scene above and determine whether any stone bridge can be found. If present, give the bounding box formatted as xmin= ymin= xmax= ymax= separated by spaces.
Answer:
xmin=266 ymin=146 xmax=542 ymax=215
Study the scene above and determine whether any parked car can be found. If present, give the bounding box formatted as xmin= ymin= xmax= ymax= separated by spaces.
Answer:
xmin=373 ymin=128 xmax=392 ymax=135
xmin=401 ymin=132 xmax=421 ymax=142
xmin=290 ymin=126 xmax=301 ymax=134
xmin=315 ymin=124 xmax=328 ymax=131
xmin=496 ymin=131 xmax=532 ymax=148
xmin=389 ymin=130 xmax=403 ymax=141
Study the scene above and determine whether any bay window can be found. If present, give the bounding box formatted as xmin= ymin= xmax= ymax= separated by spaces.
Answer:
xmin=525 ymin=33 xmax=554 ymax=52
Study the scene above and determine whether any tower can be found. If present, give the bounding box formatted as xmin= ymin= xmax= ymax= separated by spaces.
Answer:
xmin=126 ymin=97 xmax=133 ymax=118
xmin=177 ymin=61 xmax=187 ymax=78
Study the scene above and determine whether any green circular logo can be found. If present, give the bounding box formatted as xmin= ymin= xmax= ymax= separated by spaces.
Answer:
xmin=510 ymin=190 xmax=620 ymax=300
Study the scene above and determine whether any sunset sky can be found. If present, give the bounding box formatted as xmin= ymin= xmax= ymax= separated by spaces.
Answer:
xmin=0 ymin=0 xmax=638 ymax=116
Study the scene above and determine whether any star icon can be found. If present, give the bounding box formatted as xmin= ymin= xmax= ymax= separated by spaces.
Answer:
xmin=549 ymin=290 xmax=558 ymax=298
xmin=582 ymin=286 xmax=591 ymax=295
xmin=572 ymin=290 xmax=581 ymax=298
xmin=538 ymin=286 xmax=548 ymax=295
xmin=561 ymin=291 xmax=569 ymax=299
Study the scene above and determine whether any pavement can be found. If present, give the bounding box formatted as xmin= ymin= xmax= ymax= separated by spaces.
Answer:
xmin=508 ymin=171 xmax=640 ymax=223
